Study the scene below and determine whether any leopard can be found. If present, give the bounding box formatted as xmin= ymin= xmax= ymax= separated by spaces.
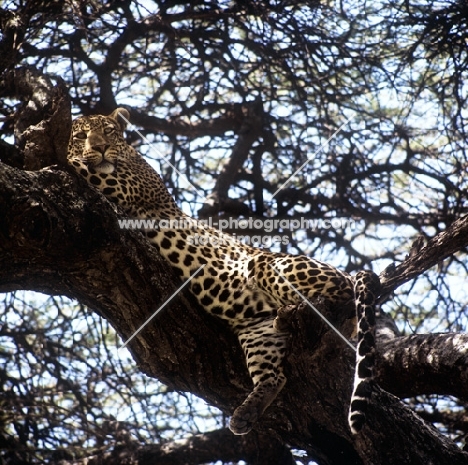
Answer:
xmin=67 ymin=108 xmax=380 ymax=435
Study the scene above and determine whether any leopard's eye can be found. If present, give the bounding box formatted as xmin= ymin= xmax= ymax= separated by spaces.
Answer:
xmin=104 ymin=125 xmax=115 ymax=135
xmin=73 ymin=131 xmax=87 ymax=140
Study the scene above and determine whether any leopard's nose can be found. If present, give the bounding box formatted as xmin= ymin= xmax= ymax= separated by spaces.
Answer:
xmin=92 ymin=144 xmax=110 ymax=154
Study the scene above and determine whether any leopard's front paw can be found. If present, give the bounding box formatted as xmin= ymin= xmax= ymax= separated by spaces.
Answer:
xmin=229 ymin=405 xmax=258 ymax=435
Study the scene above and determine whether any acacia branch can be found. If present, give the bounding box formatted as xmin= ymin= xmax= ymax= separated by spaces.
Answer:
xmin=0 ymin=66 xmax=71 ymax=169
xmin=376 ymin=333 xmax=468 ymax=401
xmin=378 ymin=214 xmax=468 ymax=297
xmin=131 ymin=103 xmax=248 ymax=137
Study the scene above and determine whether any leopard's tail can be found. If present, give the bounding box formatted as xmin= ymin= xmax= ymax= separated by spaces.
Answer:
xmin=348 ymin=270 xmax=381 ymax=434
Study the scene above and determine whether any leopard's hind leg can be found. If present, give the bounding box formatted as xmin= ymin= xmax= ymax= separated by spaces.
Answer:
xmin=229 ymin=319 xmax=289 ymax=435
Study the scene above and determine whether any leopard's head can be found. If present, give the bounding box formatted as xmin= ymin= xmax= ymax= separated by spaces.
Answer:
xmin=68 ymin=108 xmax=130 ymax=175
xmin=67 ymin=108 xmax=184 ymax=219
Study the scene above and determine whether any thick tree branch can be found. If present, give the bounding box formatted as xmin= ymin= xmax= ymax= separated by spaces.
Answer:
xmin=3 ymin=162 xmax=468 ymax=464
xmin=0 ymin=163 xmax=245 ymax=407
xmin=0 ymin=66 xmax=71 ymax=169
xmin=376 ymin=333 xmax=468 ymax=401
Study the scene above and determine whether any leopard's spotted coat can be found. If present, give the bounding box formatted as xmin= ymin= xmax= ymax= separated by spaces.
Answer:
xmin=67 ymin=108 xmax=379 ymax=435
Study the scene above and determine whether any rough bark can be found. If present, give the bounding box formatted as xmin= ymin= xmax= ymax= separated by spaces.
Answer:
xmin=1 ymin=162 xmax=468 ymax=465
xmin=0 ymin=66 xmax=71 ymax=170
xmin=376 ymin=333 xmax=468 ymax=401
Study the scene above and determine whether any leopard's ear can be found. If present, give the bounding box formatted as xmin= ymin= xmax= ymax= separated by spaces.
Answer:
xmin=109 ymin=108 xmax=130 ymax=131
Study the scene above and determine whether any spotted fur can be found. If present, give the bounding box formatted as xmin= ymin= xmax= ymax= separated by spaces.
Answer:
xmin=67 ymin=108 xmax=379 ymax=435
xmin=349 ymin=270 xmax=381 ymax=434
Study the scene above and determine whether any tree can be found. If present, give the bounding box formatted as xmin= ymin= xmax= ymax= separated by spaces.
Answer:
xmin=1 ymin=1 xmax=468 ymax=464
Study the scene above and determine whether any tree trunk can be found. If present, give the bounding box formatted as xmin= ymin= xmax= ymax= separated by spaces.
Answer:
xmin=1 ymin=161 xmax=468 ymax=465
